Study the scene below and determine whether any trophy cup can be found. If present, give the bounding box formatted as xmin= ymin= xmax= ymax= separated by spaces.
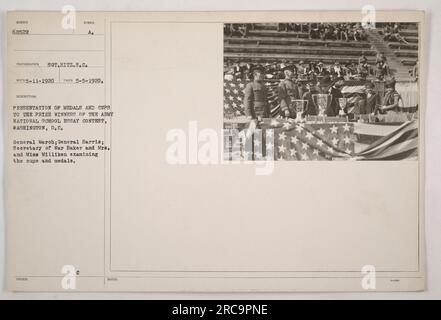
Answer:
xmin=338 ymin=97 xmax=347 ymax=117
xmin=292 ymin=100 xmax=308 ymax=123
xmin=312 ymin=94 xmax=331 ymax=122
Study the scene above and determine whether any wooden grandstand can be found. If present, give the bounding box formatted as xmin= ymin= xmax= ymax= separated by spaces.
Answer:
xmin=224 ymin=23 xmax=418 ymax=82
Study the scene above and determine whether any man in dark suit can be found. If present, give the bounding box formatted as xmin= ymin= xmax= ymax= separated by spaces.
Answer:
xmin=362 ymin=82 xmax=378 ymax=114
xmin=326 ymin=80 xmax=344 ymax=116
xmin=302 ymin=81 xmax=320 ymax=116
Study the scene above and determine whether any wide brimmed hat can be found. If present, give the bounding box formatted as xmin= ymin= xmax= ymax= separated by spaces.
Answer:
xmin=282 ymin=64 xmax=297 ymax=72
xmin=250 ymin=65 xmax=266 ymax=73
xmin=334 ymin=80 xmax=345 ymax=88
xmin=385 ymin=79 xmax=396 ymax=88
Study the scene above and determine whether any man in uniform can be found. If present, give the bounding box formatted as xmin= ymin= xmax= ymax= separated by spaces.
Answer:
xmin=243 ymin=65 xmax=270 ymax=120
xmin=316 ymin=61 xmax=328 ymax=78
xmin=278 ymin=65 xmax=300 ymax=118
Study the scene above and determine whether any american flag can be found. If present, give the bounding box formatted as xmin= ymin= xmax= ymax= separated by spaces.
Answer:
xmin=224 ymin=118 xmax=355 ymax=161
xmin=269 ymin=120 xmax=355 ymax=161
xmin=224 ymin=119 xmax=418 ymax=161
xmin=354 ymin=120 xmax=418 ymax=160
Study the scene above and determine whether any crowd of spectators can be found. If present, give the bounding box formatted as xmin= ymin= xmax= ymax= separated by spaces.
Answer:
xmin=223 ymin=22 xmax=417 ymax=83
xmin=224 ymin=23 xmax=369 ymax=41
xmin=307 ymin=23 xmax=368 ymax=41
xmin=379 ymin=23 xmax=410 ymax=44
xmin=224 ymin=22 xmax=412 ymax=45
xmin=224 ymin=52 xmax=390 ymax=83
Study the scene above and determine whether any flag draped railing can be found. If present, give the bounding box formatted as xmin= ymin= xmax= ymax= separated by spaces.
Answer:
xmin=352 ymin=120 xmax=418 ymax=160
xmin=223 ymin=119 xmax=419 ymax=161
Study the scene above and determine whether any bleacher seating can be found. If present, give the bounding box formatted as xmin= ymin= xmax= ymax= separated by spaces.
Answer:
xmin=225 ymin=36 xmax=372 ymax=49
xmin=388 ymin=43 xmax=418 ymax=51
xmin=224 ymin=24 xmax=376 ymax=66
xmin=381 ymin=23 xmax=419 ymax=68
xmin=224 ymin=23 xmax=419 ymax=81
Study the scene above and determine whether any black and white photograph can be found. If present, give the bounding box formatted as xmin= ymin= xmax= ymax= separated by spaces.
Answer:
xmin=2 ymin=3 xmax=440 ymax=302
xmin=223 ymin=22 xmax=419 ymax=161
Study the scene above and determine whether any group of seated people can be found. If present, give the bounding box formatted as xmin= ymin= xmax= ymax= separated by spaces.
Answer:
xmin=224 ymin=54 xmax=388 ymax=84
xmin=224 ymin=23 xmax=368 ymax=41
xmin=237 ymin=64 xmax=406 ymax=123
xmin=308 ymin=23 xmax=368 ymax=41
xmin=224 ymin=23 xmax=254 ymax=38
xmin=380 ymin=23 xmax=410 ymax=44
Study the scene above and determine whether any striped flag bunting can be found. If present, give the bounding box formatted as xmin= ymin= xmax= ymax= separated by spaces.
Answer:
xmin=353 ymin=120 xmax=418 ymax=160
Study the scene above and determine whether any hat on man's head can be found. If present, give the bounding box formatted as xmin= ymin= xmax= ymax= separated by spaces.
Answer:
xmin=334 ymin=80 xmax=345 ymax=88
xmin=282 ymin=64 xmax=297 ymax=72
xmin=251 ymin=65 xmax=266 ymax=74
xmin=385 ymin=79 xmax=396 ymax=88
